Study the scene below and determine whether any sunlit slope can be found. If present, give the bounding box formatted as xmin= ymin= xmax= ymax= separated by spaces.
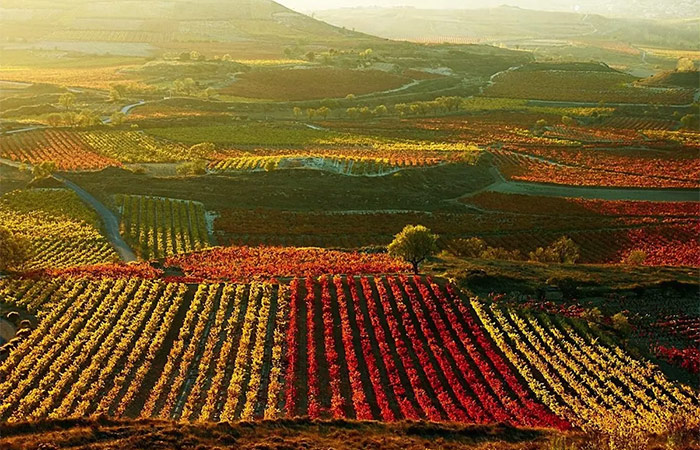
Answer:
xmin=0 ymin=0 xmax=377 ymax=56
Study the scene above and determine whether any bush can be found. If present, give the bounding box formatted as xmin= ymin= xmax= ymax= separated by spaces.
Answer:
xmin=623 ymin=249 xmax=647 ymax=265
xmin=449 ymin=237 xmax=487 ymax=258
xmin=529 ymin=236 xmax=580 ymax=264
xmin=611 ymin=312 xmax=632 ymax=335
xmin=176 ymin=160 xmax=208 ymax=175
xmin=480 ymin=247 xmax=522 ymax=261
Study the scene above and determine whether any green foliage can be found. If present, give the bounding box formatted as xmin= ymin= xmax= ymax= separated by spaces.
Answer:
xmin=529 ymin=236 xmax=580 ymax=264
xmin=623 ymin=249 xmax=647 ymax=266
xmin=32 ymin=161 xmax=57 ymax=180
xmin=0 ymin=227 xmax=30 ymax=272
xmin=611 ymin=312 xmax=632 ymax=335
xmin=176 ymin=160 xmax=208 ymax=175
xmin=388 ymin=224 xmax=438 ymax=274
xmin=58 ymin=92 xmax=75 ymax=110
xmin=449 ymin=237 xmax=487 ymax=258
xmin=109 ymin=111 xmax=126 ymax=126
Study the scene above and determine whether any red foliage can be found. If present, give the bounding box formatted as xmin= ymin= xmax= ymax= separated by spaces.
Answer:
xmin=165 ymin=246 xmax=409 ymax=282
xmin=654 ymin=345 xmax=700 ymax=374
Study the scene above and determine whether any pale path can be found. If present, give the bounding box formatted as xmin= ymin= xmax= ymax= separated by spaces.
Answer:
xmin=53 ymin=175 xmax=138 ymax=262
xmin=0 ymin=157 xmax=138 ymax=262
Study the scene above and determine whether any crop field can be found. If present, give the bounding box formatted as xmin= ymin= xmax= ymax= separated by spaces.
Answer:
xmin=164 ymin=246 xmax=410 ymax=282
xmin=116 ymin=195 xmax=210 ymax=260
xmin=492 ymin=147 xmax=700 ymax=188
xmin=0 ymin=275 xmax=695 ymax=430
xmin=0 ymin=130 xmax=121 ymax=171
xmin=484 ymin=66 xmax=695 ymax=104
xmin=0 ymin=2 xmax=699 ymax=446
xmin=219 ymin=68 xmax=412 ymax=100
xmin=0 ymin=129 xmax=193 ymax=170
xmin=0 ymin=189 xmax=118 ymax=270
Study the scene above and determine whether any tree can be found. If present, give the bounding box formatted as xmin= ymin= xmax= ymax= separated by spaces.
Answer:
xmin=305 ymin=51 xmax=316 ymax=62
xmin=561 ymin=115 xmax=575 ymax=126
xmin=388 ymin=225 xmax=438 ymax=274
xmin=317 ymin=106 xmax=330 ymax=119
xmin=293 ymin=107 xmax=303 ymax=118
xmin=676 ymin=57 xmax=696 ymax=72
xmin=58 ymin=92 xmax=76 ymax=111
xmin=108 ymin=87 xmax=122 ymax=102
xmin=0 ymin=227 xmax=30 ymax=273
xmin=549 ymin=236 xmax=580 ymax=263
xmin=176 ymin=160 xmax=207 ymax=175
xmin=529 ymin=236 xmax=580 ymax=264
xmin=680 ymin=114 xmax=698 ymax=129
xmin=623 ymin=249 xmax=647 ymax=265
xmin=188 ymin=142 xmax=215 ymax=159
xmin=32 ymin=161 xmax=56 ymax=180
xmin=373 ymin=105 xmax=388 ymax=116
xmin=109 ymin=111 xmax=125 ymax=126
xmin=449 ymin=237 xmax=487 ymax=258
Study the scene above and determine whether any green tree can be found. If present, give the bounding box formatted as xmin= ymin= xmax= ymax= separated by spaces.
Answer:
xmin=623 ymin=249 xmax=647 ymax=265
xmin=293 ymin=107 xmax=303 ymax=118
xmin=305 ymin=51 xmax=316 ymax=62
xmin=449 ymin=237 xmax=487 ymax=258
xmin=0 ymin=227 xmax=30 ymax=273
xmin=32 ymin=161 xmax=56 ymax=180
xmin=561 ymin=115 xmax=575 ymax=126
xmin=676 ymin=57 xmax=696 ymax=72
xmin=529 ymin=236 xmax=580 ymax=264
xmin=388 ymin=225 xmax=438 ymax=274
xmin=109 ymin=111 xmax=126 ymax=126
xmin=317 ymin=106 xmax=330 ymax=119
xmin=176 ymin=160 xmax=207 ymax=175
xmin=58 ymin=92 xmax=76 ymax=111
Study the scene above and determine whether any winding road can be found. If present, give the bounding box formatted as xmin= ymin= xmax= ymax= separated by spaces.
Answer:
xmin=0 ymin=157 xmax=137 ymax=262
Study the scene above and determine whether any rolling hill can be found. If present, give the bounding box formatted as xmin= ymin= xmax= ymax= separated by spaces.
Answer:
xmin=0 ymin=0 xmax=378 ymax=58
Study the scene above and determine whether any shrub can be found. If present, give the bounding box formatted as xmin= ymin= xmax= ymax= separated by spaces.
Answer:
xmin=177 ymin=160 xmax=208 ymax=175
xmin=623 ymin=249 xmax=647 ymax=265
xmin=449 ymin=237 xmax=487 ymax=258
xmin=611 ymin=312 xmax=632 ymax=335
xmin=529 ymin=237 xmax=580 ymax=264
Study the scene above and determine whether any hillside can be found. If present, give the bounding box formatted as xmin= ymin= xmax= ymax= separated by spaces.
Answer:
xmin=639 ymin=70 xmax=700 ymax=88
xmin=0 ymin=0 xmax=378 ymax=58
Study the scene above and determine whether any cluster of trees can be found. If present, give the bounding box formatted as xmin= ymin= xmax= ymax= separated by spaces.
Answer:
xmin=388 ymin=228 xmax=582 ymax=274
xmin=170 ymin=78 xmax=216 ymax=99
xmin=450 ymin=236 xmax=580 ymax=264
xmin=292 ymin=96 xmax=464 ymax=121
xmin=45 ymin=111 xmax=101 ymax=127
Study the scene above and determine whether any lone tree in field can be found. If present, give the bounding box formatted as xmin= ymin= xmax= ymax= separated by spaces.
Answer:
xmin=32 ymin=161 xmax=57 ymax=180
xmin=58 ymin=92 xmax=76 ymax=111
xmin=388 ymin=225 xmax=438 ymax=274
xmin=0 ymin=227 xmax=30 ymax=273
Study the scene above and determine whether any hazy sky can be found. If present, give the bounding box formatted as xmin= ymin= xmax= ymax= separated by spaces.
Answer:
xmin=277 ymin=0 xmax=585 ymax=12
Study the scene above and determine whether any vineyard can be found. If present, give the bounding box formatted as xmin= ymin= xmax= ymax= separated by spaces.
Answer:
xmin=491 ymin=148 xmax=700 ymax=189
xmin=0 ymin=129 xmax=120 ymax=171
xmin=484 ymin=67 xmax=695 ymax=104
xmin=0 ymin=276 xmax=695 ymax=430
xmin=218 ymin=67 xmax=411 ymax=100
xmin=117 ymin=194 xmax=210 ymax=260
xmin=0 ymin=129 xmax=193 ymax=170
xmin=0 ymin=189 xmax=118 ymax=270
xmin=164 ymin=246 xmax=410 ymax=282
